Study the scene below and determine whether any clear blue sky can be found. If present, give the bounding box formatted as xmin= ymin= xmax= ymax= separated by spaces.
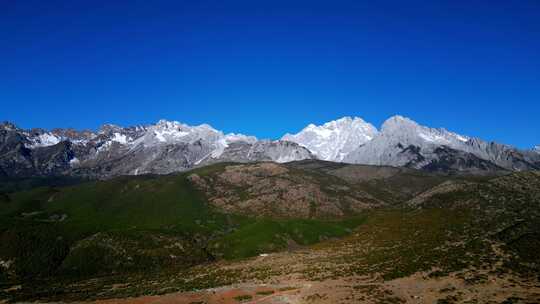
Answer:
xmin=1 ymin=1 xmax=539 ymax=148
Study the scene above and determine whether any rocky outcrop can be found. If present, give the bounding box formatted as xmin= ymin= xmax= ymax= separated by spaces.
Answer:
xmin=344 ymin=116 xmax=539 ymax=172
xmin=188 ymin=162 xmax=382 ymax=219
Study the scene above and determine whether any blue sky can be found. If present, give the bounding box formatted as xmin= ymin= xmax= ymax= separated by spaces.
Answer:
xmin=1 ymin=0 xmax=539 ymax=148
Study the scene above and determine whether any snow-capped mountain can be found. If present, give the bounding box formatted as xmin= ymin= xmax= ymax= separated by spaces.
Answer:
xmin=285 ymin=115 xmax=539 ymax=173
xmin=534 ymin=146 xmax=540 ymax=154
xmin=344 ymin=116 xmax=539 ymax=172
xmin=91 ymin=120 xmax=312 ymax=177
xmin=1 ymin=116 xmax=538 ymax=179
xmin=282 ymin=117 xmax=377 ymax=161
xmin=0 ymin=120 xmax=312 ymax=178
xmin=344 ymin=115 xmax=471 ymax=166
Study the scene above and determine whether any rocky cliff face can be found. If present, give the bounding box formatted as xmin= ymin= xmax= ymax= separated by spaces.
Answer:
xmin=0 ymin=120 xmax=313 ymax=178
xmin=1 ymin=116 xmax=537 ymax=178
xmin=0 ymin=122 xmax=78 ymax=177
xmin=341 ymin=116 xmax=539 ymax=172
xmin=200 ymin=140 xmax=314 ymax=166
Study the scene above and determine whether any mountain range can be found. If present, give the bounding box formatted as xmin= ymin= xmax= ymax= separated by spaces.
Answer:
xmin=1 ymin=116 xmax=538 ymax=178
xmin=1 ymin=118 xmax=540 ymax=303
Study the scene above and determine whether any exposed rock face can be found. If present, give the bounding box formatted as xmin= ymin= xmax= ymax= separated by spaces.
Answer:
xmin=1 ymin=115 xmax=538 ymax=178
xmin=0 ymin=123 xmax=77 ymax=177
xmin=188 ymin=162 xmax=382 ymax=219
xmin=420 ymin=146 xmax=505 ymax=174
xmin=344 ymin=116 xmax=472 ymax=167
xmin=344 ymin=116 xmax=539 ymax=172
xmin=282 ymin=117 xmax=377 ymax=161
xmin=0 ymin=120 xmax=313 ymax=178
xmin=200 ymin=140 xmax=314 ymax=165
xmin=458 ymin=139 xmax=539 ymax=171
xmin=285 ymin=116 xmax=539 ymax=172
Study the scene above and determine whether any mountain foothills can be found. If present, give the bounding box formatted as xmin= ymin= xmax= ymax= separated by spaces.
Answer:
xmin=0 ymin=160 xmax=539 ymax=303
xmin=1 ymin=115 xmax=539 ymax=179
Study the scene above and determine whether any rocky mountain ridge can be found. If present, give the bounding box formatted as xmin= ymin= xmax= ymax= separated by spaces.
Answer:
xmin=289 ymin=115 xmax=539 ymax=173
xmin=1 ymin=116 xmax=538 ymax=178
xmin=0 ymin=120 xmax=312 ymax=178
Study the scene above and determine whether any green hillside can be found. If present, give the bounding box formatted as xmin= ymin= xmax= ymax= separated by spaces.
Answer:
xmin=0 ymin=163 xmax=370 ymax=288
xmin=1 ymin=162 xmax=538 ymax=303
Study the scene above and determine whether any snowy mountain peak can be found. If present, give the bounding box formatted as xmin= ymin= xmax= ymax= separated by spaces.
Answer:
xmin=99 ymin=124 xmax=123 ymax=134
xmin=81 ymin=120 xmax=259 ymax=161
xmin=381 ymin=115 xmax=419 ymax=132
xmin=225 ymin=133 xmax=257 ymax=144
xmin=156 ymin=119 xmax=179 ymax=127
xmin=1 ymin=116 xmax=538 ymax=178
xmin=282 ymin=116 xmax=378 ymax=162
xmin=344 ymin=116 xmax=483 ymax=169
xmin=380 ymin=116 xmax=469 ymax=145
xmin=320 ymin=116 xmax=372 ymax=130
xmin=130 ymin=120 xmax=221 ymax=147
xmin=153 ymin=120 xmax=223 ymax=137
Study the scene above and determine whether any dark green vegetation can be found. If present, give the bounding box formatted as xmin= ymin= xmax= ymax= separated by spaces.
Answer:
xmin=0 ymin=162 xmax=371 ymax=300
xmin=307 ymin=208 xmax=489 ymax=280
xmin=211 ymin=217 xmax=366 ymax=259
xmin=0 ymin=160 xmax=539 ymax=302
xmin=0 ymin=175 xmax=86 ymax=196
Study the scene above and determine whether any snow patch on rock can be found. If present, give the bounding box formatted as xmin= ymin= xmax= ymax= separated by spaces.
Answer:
xmin=27 ymin=133 xmax=62 ymax=148
xmin=111 ymin=133 xmax=130 ymax=144
xmin=282 ymin=116 xmax=378 ymax=162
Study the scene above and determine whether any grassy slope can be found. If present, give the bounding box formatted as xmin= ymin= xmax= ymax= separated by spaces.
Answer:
xmin=212 ymin=217 xmax=366 ymax=259
xmin=415 ymin=171 xmax=540 ymax=277
xmin=0 ymin=166 xmax=538 ymax=302
xmin=0 ymin=209 xmax=497 ymax=302
xmin=0 ymin=164 xmax=369 ymax=287
xmin=2 ymin=162 xmax=538 ymax=302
